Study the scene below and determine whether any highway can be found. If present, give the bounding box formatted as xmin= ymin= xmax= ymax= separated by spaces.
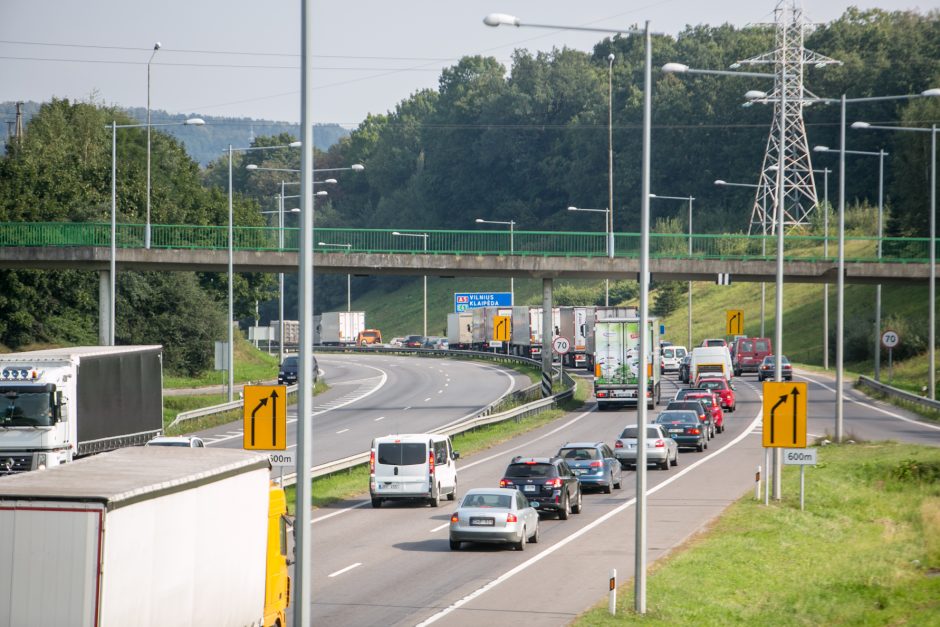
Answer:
xmin=295 ymin=361 xmax=938 ymax=626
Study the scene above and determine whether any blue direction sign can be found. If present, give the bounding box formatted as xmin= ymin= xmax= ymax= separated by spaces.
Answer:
xmin=454 ymin=292 xmax=513 ymax=312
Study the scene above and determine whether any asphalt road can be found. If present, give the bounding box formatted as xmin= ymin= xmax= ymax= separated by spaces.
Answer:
xmin=200 ymin=353 xmax=533 ymax=465
xmin=301 ymin=366 xmax=940 ymax=626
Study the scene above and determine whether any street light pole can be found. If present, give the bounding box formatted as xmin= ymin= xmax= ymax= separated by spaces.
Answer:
xmin=145 ymin=42 xmax=161 ymax=250
xmin=318 ymin=242 xmax=353 ymax=312
xmin=607 ymin=52 xmax=615 ymax=308
xmin=474 ymin=218 xmax=516 ymax=304
xmin=393 ymin=232 xmax=430 ymax=335
xmin=649 ymin=194 xmax=694 ymax=348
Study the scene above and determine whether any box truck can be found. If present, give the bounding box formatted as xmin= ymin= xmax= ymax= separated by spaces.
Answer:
xmin=593 ymin=317 xmax=661 ymax=409
xmin=471 ymin=306 xmax=512 ymax=352
xmin=509 ymin=306 xmax=561 ymax=359
xmin=0 ymin=446 xmax=290 ymax=627
xmin=558 ymin=306 xmax=593 ymax=368
xmin=0 ymin=345 xmax=163 ymax=474
xmin=447 ymin=311 xmax=473 ymax=350
xmin=584 ymin=307 xmax=638 ymax=370
xmin=318 ymin=311 xmax=365 ymax=346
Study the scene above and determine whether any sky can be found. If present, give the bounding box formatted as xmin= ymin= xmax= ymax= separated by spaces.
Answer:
xmin=1 ymin=0 xmax=935 ymax=128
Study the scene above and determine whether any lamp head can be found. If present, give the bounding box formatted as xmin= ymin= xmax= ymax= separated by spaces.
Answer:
xmin=475 ymin=218 xmax=485 ymax=223
xmin=813 ymin=145 xmax=830 ymax=152
xmin=607 ymin=53 xmax=615 ymax=63
xmin=246 ymin=164 xmax=258 ymax=170
xmin=921 ymin=88 xmax=940 ymax=97
xmin=745 ymin=90 xmax=767 ymax=100
xmin=714 ymin=180 xmax=726 ymax=186
xmin=315 ymin=190 xmax=328 ymax=197
xmin=661 ymin=62 xmax=688 ymax=74
xmin=850 ymin=121 xmax=870 ymax=129
xmin=317 ymin=242 xmax=327 ymax=246
xmin=184 ymin=118 xmax=205 ymax=126
xmin=392 ymin=231 xmax=402 ymax=235
xmin=351 ymin=164 xmax=365 ymax=172
xmin=153 ymin=42 xmax=162 ymax=51
xmin=289 ymin=141 xmax=302 ymax=147
xmin=324 ymin=178 xmax=337 ymax=184
xmin=483 ymin=13 xmax=520 ymax=27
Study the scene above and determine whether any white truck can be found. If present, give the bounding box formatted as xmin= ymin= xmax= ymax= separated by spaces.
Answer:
xmin=509 ymin=306 xmax=561 ymax=359
xmin=446 ymin=311 xmax=473 ymax=350
xmin=593 ymin=316 xmax=661 ymax=410
xmin=0 ymin=345 xmax=163 ymax=474
xmin=318 ymin=310 xmax=366 ymax=346
xmin=558 ymin=306 xmax=593 ymax=368
xmin=690 ymin=346 xmax=734 ymax=383
xmin=471 ymin=306 xmax=512 ymax=352
xmin=0 ymin=446 xmax=290 ymax=627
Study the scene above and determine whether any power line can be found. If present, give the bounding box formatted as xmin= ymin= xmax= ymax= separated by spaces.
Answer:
xmin=0 ymin=55 xmax=450 ymax=72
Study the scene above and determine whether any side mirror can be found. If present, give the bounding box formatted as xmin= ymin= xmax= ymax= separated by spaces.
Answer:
xmin=452 ymin=451 xmax=460 ymax=460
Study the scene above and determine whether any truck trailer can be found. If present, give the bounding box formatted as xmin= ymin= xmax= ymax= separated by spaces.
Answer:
xmin=558 ymin=306 xmax=593 ymax=368
xmin=470 ymin=306 xmax=512 ymax=352
xmin=0 ymin=446 xmax=290 ymax=627
xmin=593 ymin=316 xmax=661 ymax=409
xmin=0 ymin=345 xmax=163 ymax=474
xmin=446 ymin=311 xmax=473 ymax=350
xmin=318 ymin=311 xmax=366 ymax=346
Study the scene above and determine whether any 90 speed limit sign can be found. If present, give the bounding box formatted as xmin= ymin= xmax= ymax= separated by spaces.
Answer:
xmin=881 ymin=330 xmax=900 ymax=349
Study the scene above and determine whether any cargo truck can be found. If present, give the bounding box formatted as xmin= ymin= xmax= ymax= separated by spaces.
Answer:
xmin=318 ymin=311 xmax=366 ymax=346
xmin=0 ymin=345 xmax=163 ymax=474
xmin=584 ymin=307 xmax=638 ymax=370
xmin=471 ymin=306 xmax=512 ymax=352
xmin=508 ymin=306 xmax=560 ymax=359
xmin=447 ymin=311 xmax=473 ymax=350
xmin=593 ymin=316 xmax=661 ymax=410
xmin=558 ymin=306 xmax=593 ymax=368
xmin=0 ymin=446 xmax=289 ymax=627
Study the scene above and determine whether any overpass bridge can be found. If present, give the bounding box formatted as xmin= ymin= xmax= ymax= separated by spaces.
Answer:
xmin=0 ymin=222 xmax=932 ymax=285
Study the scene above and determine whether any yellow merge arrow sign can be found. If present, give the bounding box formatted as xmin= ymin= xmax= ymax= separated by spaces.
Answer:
xmin=493 ymin=315 xmax=511 ymax=342
xmin=762 ymin=381 xmax=808 ymax=448
xmin=243 ymin=385 xmax=287 ymax=450
xmin=726 ymin=309 xmax=744 ymax=335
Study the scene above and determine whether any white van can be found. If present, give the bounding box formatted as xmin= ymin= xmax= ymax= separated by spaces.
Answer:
xmin=690 ymin=346 xmax=733 ymax=383
xmin=369 ymin=433 xmax=459 ymax=508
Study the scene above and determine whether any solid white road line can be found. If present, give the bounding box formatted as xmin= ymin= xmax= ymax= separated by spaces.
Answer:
xmin=416 ymin=406 xmax=764 ymax=626
xmin=374 ymin=416 xmax=385 ymax=422
xmin=336 ymin=429 xmax=349 ymax=434
xmin=797 ymin=371 xmax=940 ymax=432
xmin=328 ymin=563 xmax=362 ymax=578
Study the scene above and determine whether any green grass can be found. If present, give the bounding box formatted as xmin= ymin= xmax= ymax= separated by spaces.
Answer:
xmin=163 ymin=336 xmax=280 ymax=388
xmin=576 ymin=442 xmax=940 ymax=625
xmin=284 ymin=374 xmax=591 ymax=514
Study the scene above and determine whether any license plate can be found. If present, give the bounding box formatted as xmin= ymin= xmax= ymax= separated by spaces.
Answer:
xmin=530 ymin=502 xmax=540 ymax=508
xmin=470 ymin=518 xmax=494 ymax=526
xmin=572 ymin=468 xmax=585 ymax=475
xmin=379 ymin=482 xmax=400 ymax=491
xmin=523 ymin=485 xmax=536 ymax=493
xmin=669 ymin=429 xmax=683 ymax=434
xmin=627 ymin=443 xmax=635 ymax=449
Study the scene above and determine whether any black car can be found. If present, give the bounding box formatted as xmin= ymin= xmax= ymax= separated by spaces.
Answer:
xmin=678 ymin=355 xmax=692 ymax=383
xmin=277 ymin=355 xmax=318 ymax=385
xmin=758 ymin=355 xmax=793 ymax=381
xmin=499 ymin=456 xmax=583 ymax=519
xmin=666 ymin=400 xmax=713 ymax=438
xmin=654 ymin=411 xmax=708 ymax=451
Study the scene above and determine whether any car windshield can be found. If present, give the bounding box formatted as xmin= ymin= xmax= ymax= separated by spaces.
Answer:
xmin=699 ymin=380 xmax=726 ymax=391
xmin=656 ymin=411 xmax=698 ymax=424
xmin=281 ymin=357 xmax=298 ymax=369
xmin=675 ymin=348 xmax=687 ymax=357
xmin=619 ymin=426 xmax=662 ymax=439
xmin=755 ymin=340 xmax=771 ymax=352
xmin=462 ymin=493 xmax=513 ymax=508
xmin=505 ymin=463 xmax=554 ymax=478
xmin=667 ymin=401 xmax=703 ymax=413
xmin=559 ymin=447 xmax=600 ymax=461
xmin=663 ymin=348 xmax=675 ymax=358
xmin=377 ymin=442 xmax=426 ymax=466
xmin=689 ymin=396 xmax=714 ymax=408
xmin=0 ymin=389 xmax=55 ymax=427
xmin=148 ymin=440 xmax=190 ymax=447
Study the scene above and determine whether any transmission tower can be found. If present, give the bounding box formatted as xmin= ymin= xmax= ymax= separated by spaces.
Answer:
xmin=737 ymin=1 xmax=840 ymax=234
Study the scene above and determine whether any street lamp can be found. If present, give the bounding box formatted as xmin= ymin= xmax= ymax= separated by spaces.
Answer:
xmin=392 ymin=232 xmax=430 ymax=336
xmin=145 ymin=41 xmax=161 ymax=250
xmin=318 ymin=242 xmax=353 ymax=312
xmin=649 ymin=194 xmax=694 ymax=348
xmin=853 ymin=118 xmax=938 ymax=399
xmin=475 ymin=218 xmax=516 ymax=304
xmin=811 ymin=167 xmax=832 ymax=370
xmin=225 ymin=141 xmax=302 ymax=401
xmin=567 ymin=207 xmax=610 ymax=304
xmin=607 ymin=53 xmax=616 ymax=265
xmin=245 ymin=163 xmax=363 ymax=174
xmin=814 ymin=144 xmax=888 ymax=379
xmin=486 ymin=12 xmax=654 ymax=614
xmin=107 ymin=117 xmax=204 ymax=346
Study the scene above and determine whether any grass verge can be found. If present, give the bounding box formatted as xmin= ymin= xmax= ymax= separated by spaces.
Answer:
xmin=854 ymin=383 xmax=940 ymax=424
xmin=163 ymin=336 xmax=279 ymax=389
xmin=284 ymin=375 xmax=591 ymax=514
xmin=576 ymin=441 xmax=940 ymax=625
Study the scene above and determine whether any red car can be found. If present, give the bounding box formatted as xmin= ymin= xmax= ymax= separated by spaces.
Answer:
xmin=697 ymin=377 xmax=736 ymax=413
xmin=685 ymin=391 xmax=725 ymax=434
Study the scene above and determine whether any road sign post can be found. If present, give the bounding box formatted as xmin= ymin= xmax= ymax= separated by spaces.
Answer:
xmin=783 ymin=448 xmax=817 ymax=510
xmin=552 ymin=336 xmax=571 ymax=380
xmin=726 ymin=309 xmax=744 ymax=336
xmin=243 ymin=385 xmax=287 ymax=451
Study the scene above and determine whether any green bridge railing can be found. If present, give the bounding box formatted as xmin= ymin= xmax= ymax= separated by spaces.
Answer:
xmin=0 ymin=222 xmax=932 ymax=264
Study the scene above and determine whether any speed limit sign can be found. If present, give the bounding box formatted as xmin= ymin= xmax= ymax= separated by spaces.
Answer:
xmin=881 ymin=330 xmax=900 ymax=349
xmin=552 ymin=336 xmax=571 ymax=355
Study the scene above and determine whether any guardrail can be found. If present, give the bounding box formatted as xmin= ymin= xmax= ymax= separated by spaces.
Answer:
xmin=856 ymin=375 xmax=940 ymax=413
xmin=167 ymin=383 xmax=298 ymax=429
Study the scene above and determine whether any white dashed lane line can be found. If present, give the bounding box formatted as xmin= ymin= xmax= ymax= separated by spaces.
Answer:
xmin=328 ymin=563 xmax=362 ymax=578
xmin=336 ymin=428 xmax=349 ymax=434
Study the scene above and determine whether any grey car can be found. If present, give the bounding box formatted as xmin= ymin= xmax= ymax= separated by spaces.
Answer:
xmin=614 ymin=424 xmax=679 ymax=470
xmin=449 ymin=488 xmax=540 ymax=551
xmin=556 ymin=442 xmax=623 ymax=494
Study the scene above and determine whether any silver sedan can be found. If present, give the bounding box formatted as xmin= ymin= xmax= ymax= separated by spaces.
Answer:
xmin=449 ymin=488 xmax=540 ymax=551
xmin=614 ymin=424 xmax=679 ymax=470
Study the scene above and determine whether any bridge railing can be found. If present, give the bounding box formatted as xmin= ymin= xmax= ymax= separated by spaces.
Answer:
xmin=0 ymin=222 xmax=932 ymax=263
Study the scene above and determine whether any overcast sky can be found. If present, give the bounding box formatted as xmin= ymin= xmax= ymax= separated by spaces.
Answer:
xmin=1 ymin=0 xmax=934 ymax=128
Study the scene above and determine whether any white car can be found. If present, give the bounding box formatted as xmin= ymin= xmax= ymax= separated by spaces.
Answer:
xmin=145 ymin=435 xmax=206 ymax=448
xmin=660 ymin=345 xmax=687 ymax=373
xmin=370 ymin=433 xmax=459 ymax=507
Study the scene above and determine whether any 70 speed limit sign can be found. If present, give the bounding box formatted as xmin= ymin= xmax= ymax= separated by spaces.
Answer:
xmin=881 ymin=330 xmax=900 ymax=349
xmin=552 ymin=336 xmax=571 ymax=355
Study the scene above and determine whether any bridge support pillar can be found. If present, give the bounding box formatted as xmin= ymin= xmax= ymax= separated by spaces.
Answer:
xmin=542 ymin=278 xmax=553 ymax=397
xmin=98 ymin=270 xmax=112 ymax=346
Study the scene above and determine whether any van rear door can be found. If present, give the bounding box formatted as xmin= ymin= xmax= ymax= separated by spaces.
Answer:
xmin=373 ymin=439 xmax=429 ymax=497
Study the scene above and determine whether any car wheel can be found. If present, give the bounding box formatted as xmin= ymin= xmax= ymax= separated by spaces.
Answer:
xmin=530 ymin=521 xmax=540 ymax=544
xmin=696 ymin=441 xmax=704 ymax=452
xmin=572 ymin=489 xmax=583 ymax=514
xmin=671 ymin=450 xmax=678 ymax=466
xmin=449 ymin=539 xmax=461 ymax=551
xmin=559 ymin=495 xmax=570 ymax=520
xmin=371 ymin=497 xmax=383 ymax=508
xmin=515 ymin=528 xmax=527 ymax=551
xmin=659 ymin=458 xmax=669 ymax=471
xmin=704 ymin=439 xmax=709 ymax=450
xmin=447 ymin=481 xmax=457 ymax=501
xmin=603 ymin=481 xmax=612 ymax=494
xmin=429 ymin=485 xmax=441 ymax=508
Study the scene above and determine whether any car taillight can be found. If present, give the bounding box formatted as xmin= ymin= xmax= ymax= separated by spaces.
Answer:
xmin=589 ymin=461 xmax=603 ymax=468
xmin=451 ymin=513 xmax=459 ymax=523
xmin=428 ymin=450 xmax=435 ymax=475
xmin=615 ymin=440 xmax=623 ymax=448
xmin=597 ymin=390 xmax=608 ymax=398
xmin=369 ymin=450 xmax=375 ymax=475
xmin=688 ymin=428 xmax=700 ymax=435
xmin=506 ymin=513 xmax=518 ymax=523
xmin=499 ymin=479 xmax=510 ymax=487
xmin=654 ymin=439 xmax=665 ymax=448
xmin=545 ymin=477 xmax=562 ymax=488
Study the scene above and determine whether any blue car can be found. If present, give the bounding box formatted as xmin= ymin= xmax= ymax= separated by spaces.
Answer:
xmin=556 ymin=442 xmax=623 ymax=494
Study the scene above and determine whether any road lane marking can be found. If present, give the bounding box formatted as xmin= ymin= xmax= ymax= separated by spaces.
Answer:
xmin=336 ymin=428 xmax=349 ymax=434
xmin=424 ymin=397 xmax=431 ymax=402
xmin=375 ymin=416 xmax=385 ymax=421
xmin=328 ymin=563 xmax=362 ymax=578
xmin=796 ymin=371 xmax=940 ymax=432
xmin=403 ymin=406 xmax=412 ymax=411
xmin=416 ymin=406 xmax=764 ymax=626
xmin=430 ymin=522 xmax=450 ymax=533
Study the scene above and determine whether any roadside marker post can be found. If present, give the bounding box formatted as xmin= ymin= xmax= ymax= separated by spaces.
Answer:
xmin=755 ymin=465 xmax=761 ymax=500
xmin=608 ymin=568 xmax=617 ymax=615
xmin=783 ymin=448 xmax=818 ymax=511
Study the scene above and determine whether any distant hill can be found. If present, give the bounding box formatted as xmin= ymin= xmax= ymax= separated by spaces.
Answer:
xmin=0 ymin=101 xmax=348 ymax=166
